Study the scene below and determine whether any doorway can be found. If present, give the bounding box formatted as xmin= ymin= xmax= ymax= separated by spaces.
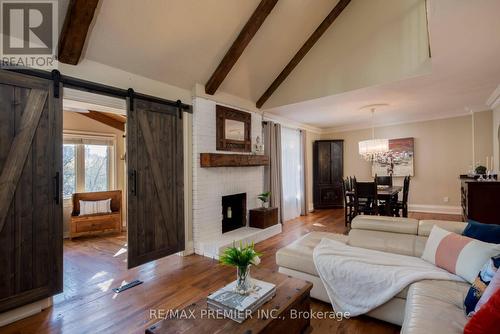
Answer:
xmin=60 ymin=90 xmax=130 ymax=304
xmin=0 ymin=69 xmax=187 ymax=318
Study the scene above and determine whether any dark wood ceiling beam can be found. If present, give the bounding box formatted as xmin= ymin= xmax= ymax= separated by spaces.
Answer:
xmin=256 ymin=0 xmax=351 ymax=108
xmin=58 ymin=0 xmax=100 ymax=65
xmin=81 ymin=111 xmax=125 ymax=132
xmin=205 ymin=0 xmax=279 ymax=95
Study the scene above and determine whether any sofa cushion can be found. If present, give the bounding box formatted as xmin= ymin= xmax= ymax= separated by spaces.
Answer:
xmin=276 ymin=231 xmax=411 ymax=299
xmin=463 ymin=220 xmax=500 ymax=244
xmin=351 ymin=215 xmax=419 ymax=235
xmin=418 ymin=220 xmax=466 ymax=237
xmin=79 ymin=199 xmax=112 ymax=216
xmin=401 ymin=280 xmax=470 ymax=334
xmin=348 ymin=229 xmax=419 ymax=257
xmin=276 ymin=232 xmax=348 ymax=276
xmin=414 ymin=236 xmax=427 ymax=258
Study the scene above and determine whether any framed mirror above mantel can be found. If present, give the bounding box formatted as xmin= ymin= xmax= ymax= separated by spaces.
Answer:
xmin=216 ymin=105 xmax=251 ymax=152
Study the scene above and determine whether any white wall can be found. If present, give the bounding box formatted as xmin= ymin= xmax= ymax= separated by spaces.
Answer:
xmin=489 ymin=85 xmax=500 ymax=171
xmin=59 ymin=60 xmax=192 ymax=104
xmin=191 ymin=97 xmax=264 ymax=254
xmin=319 ymin=111 xmax=493 ymax=213
xmin=494 ymin=106 xmax=500 ymax=171
xmin=266 ymin=0 xmax=431 ymax=108
xmin=486 ymin=85 xmax=500 ymax=172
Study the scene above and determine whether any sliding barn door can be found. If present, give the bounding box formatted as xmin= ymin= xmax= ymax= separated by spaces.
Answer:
xmin=127 ymin=98 xmax=184 ymax=269
xmin=0 ymin=71 xmax=62 ymax=312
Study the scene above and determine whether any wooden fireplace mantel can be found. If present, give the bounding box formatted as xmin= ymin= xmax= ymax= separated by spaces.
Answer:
xmin=200 ymin=153 xmax=269 ymax=167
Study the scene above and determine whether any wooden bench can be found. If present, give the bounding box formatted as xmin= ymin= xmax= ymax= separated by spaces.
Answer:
xmin=70 ymin=190 xmax=122 ymax=239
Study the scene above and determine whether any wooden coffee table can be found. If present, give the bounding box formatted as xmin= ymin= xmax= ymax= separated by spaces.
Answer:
xmin=146 ymin=270 xmax=313 ymax=334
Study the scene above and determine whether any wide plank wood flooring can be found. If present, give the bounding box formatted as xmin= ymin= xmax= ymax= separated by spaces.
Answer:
xmin=1 ymin=209 xmax=461 ymax=334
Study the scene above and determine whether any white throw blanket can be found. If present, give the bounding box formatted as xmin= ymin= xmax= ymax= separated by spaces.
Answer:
xmin=313 ymin=238 xmax=464 ymax=316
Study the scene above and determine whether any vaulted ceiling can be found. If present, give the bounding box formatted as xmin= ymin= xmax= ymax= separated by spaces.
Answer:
xmin=60 ymin=0 xmax=500 ymax=130
xmin=265 ymin=0 xmax=500 ymax=130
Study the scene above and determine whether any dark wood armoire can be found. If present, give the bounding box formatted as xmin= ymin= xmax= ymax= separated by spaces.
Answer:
xmin=313 ymin=140 xmax=344 ymax=209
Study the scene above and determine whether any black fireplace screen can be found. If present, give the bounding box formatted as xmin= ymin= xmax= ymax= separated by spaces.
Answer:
xmin=222 ymin=193 xmax=247 ymax=233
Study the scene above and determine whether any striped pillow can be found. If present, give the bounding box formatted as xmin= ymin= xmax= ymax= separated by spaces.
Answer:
xmin=422 ymin=226 xmax=500 ymax=283
xmin=79 ymin=199 xmax=112 ymax=216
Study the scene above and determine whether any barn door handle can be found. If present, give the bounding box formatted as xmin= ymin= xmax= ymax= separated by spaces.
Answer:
xmin=129 ymin=170 xmax=137 ymax=196
xmin=53 ymin=172 xmax=60 ymax=204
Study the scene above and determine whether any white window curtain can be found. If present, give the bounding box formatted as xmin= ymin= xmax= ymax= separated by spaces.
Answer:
xmin=281 ymin=127 xmax=304 ymax=222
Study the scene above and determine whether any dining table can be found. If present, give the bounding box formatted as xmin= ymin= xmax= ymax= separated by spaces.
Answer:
xmin=377 ymin=185 xmax=402 ymax=216
xmin=377 ymin=185 xmax=402 ymax=197
xmin=346 ymin=185 xmax=403 ymax=216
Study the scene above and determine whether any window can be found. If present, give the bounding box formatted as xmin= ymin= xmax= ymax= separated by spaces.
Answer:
xmin=85 ymin=145 xmax=109 ymax=192
xmin=63 ymin=144 xmax=77 ymax=198
xmin=281 ymin=127 xmax=304 ymax=222
xmin=63 ymin=133 xmax=115 ymax=199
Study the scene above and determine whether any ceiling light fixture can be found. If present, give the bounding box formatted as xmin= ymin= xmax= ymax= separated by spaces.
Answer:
xmin=358 ymin=104 xmax=389 ymax=161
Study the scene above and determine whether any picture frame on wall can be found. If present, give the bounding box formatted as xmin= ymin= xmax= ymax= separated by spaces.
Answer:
xmin=372 ymin=137 xmax=414 ymax=177
xmin=216 ymin=105 xmax=251 ymax=152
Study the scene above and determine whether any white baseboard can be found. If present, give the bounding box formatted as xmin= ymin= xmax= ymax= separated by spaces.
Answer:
xmin=296 ymin=203 xmax=460 ymax=215
xmin=408 ymin=204 xmax=462 ymax=215
xmin=177 ymin=241 xmax=195 ymax=256
xmin=308 ymin=202 xmax=315 ymax=212
xmin=0 ymin=297 xmax=52 ymax=327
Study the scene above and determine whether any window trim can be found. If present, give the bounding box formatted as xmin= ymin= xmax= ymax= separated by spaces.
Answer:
xmin=63 ymin=130 xmax=117 ymax=199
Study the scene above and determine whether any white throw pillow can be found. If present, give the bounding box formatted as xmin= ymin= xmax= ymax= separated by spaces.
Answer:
xmin=421 ymin=225 xmax=500 ymax=283
xmin=79 ymin=199 xmax=112 ymax=216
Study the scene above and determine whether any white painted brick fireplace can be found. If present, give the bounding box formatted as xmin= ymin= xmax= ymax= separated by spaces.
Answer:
xmin=192 ymin=97 xmax=281 ymax=258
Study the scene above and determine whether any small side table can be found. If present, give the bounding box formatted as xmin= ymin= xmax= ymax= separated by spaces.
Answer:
xmin=249 ymin=207 xmax=278 ymax=229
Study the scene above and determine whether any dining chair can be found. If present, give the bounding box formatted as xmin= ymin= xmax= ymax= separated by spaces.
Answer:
xmin=374 ymin=174 xmax=394 ymax=216
xmin=342 ymin=178 xmax=355 ymax=226
xmin=375 ymin=174 xmax=393 ymax=187
xmin=348 ymin=176 xmax=355 ymax=192
xmin=393 ymin=176 xmax=411 ymax=217
xmin=353 ymin=179 xmax=379 ymax=216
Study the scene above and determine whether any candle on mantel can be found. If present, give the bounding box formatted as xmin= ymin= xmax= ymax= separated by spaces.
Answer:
xmin=486 ymin=156 xmax=489 ymax=171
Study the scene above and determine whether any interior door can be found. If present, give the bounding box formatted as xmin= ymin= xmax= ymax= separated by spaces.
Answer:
xmin=330 ymin=140 xmax=344 ymax=206
xmin=0 ymin=70 xmax=62 ymax=312
xmin=127 ymin=98 xmax=184 ymax=269
xmin=316 ymin=141 xmax=332 ymax=185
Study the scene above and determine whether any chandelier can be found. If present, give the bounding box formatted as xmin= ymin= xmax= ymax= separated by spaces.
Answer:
xmin=358 ymin=106 xmax=390 ymax=161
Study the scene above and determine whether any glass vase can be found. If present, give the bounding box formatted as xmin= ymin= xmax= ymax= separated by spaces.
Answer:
xmin=235 ymin=265 xmax=251 ymax=294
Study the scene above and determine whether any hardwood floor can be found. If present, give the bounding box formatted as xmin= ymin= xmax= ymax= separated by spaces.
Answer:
xmin=1 ymin=209 xmax=461 ymax=334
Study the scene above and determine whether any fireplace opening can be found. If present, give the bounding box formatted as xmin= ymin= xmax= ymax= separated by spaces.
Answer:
xmin=222 ymin=193 xmax=247 ymax=233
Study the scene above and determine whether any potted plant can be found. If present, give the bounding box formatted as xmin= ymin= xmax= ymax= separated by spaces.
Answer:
xmin=219 ymin=241 xmax=262 ymax=294
xmin=258 ymin=191 xmax=271 ymax=209
xmin=475 ymin=165 xmax=487 ymax=175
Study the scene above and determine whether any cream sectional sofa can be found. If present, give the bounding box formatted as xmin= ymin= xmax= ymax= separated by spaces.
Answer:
xmin=276 ymin=215 xmax=471 ymax=333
